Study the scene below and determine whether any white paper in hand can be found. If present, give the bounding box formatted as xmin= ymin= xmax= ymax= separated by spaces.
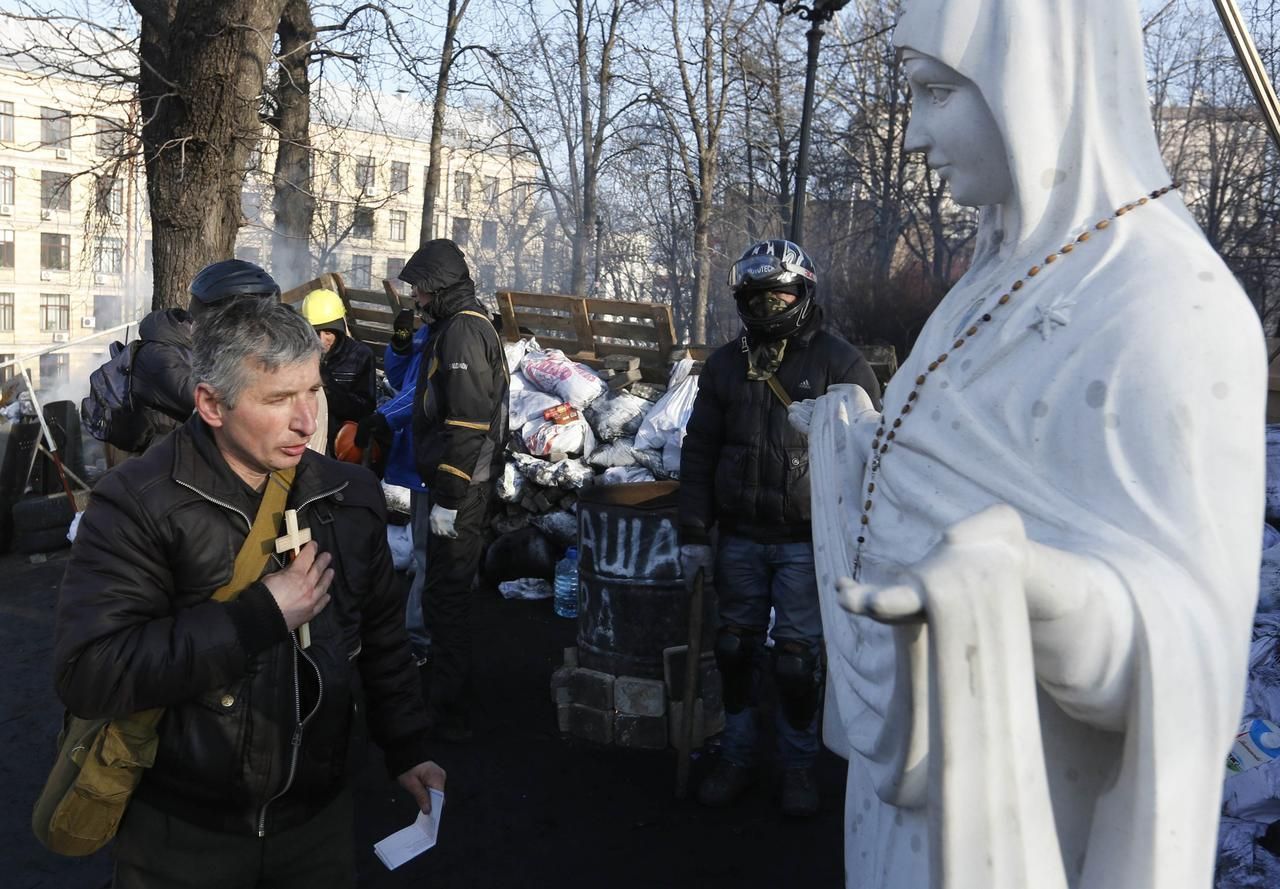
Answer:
xmin=373 ymin=790 xmax=445 ymax=870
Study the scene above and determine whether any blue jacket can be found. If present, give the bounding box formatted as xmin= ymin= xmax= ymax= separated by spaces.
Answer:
xmin=379 ymin=325 xmax=430 ymax=491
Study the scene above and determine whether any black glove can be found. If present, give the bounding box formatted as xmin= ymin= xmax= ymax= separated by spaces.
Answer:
xmin=355 ymin=412 xmax=392 ymax=449
xmin=390 ymin=309 xmax=415 ymax=354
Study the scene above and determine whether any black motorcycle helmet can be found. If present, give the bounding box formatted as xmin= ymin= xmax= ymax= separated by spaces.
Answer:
xmin=188 ymin=259 xmax=281 ymax=316
xmin=728 ymin=239 xmax=818 ymax=342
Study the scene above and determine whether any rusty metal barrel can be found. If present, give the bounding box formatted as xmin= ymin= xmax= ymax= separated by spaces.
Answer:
xmin=576 ymin=481 xmax=715 ymax=679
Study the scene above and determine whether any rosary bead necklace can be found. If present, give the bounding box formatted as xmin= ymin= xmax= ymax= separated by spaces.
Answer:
xmin=851 ymin=183 xmax=1180 ymax=581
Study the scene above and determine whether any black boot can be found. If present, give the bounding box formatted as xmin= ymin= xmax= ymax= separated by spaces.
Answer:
xmin=780 ymin=767 xmax=819 ymax=818
xmin=696 ymin=760 xmax=753 ymax=807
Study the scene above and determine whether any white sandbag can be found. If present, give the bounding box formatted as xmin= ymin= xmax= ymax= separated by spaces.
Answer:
xmin=524 ymin=417 xmax=596 ymax=461
xmin=553 ymin=458 xmax=596 ymax=489
xmin=522 ymin=348 xmax=608 ymax=408
xmin=511 ymin=452 xmax=562 ymax=487
xmin=635 ymin=369 xmax=699 ymax=451
xmin=601 ymin=465 xmax=656 ymax=485
xmin=510 ymin=389 xmax=562 ymax=430
xmin=585 ymin=390 xmax=654 ymax=442
xmin=504 ymin=337 xmax=538 ymax=373
xmin=509 ymin=370 xmax=531 ymax=393
xmin=588 ymin=439 xmax=642 ymax=468
xmin=67 ymin=510 xmax=83 ymax=543
xmin=499 ymin=578 xmax=554 ymax=600
xmin=386 ymin=523 xmax=413 ymax=572
xmin=497 ymin=460 xmax=527 ymax=503
xmin=662 ymin=436 xmax=683 ymax=479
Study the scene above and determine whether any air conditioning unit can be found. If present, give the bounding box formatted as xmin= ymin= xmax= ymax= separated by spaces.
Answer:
xmin=39 ymin=270 xmax=52 ymax=281
xmin=55 ymin=148 xmax=70 ymax=160
xmin=40 ymin=208 xmax=53 ymax=220
xmin=93 ymin=273 xmax=106 ymax=284
xmin=51 ymin=332 xmax=69 ymax=343
xmin=81 ymin=316 xmax=95 ymax=328
xmin=0 ymin=205 xmax=11 ymax=216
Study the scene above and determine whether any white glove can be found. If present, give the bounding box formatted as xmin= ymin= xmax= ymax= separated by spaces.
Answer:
xmin=788 ymin=398 xmax=816 ymax=438
xmin=429 ymin=504 xmax=459 ymax=538
xmin=680 ymin=543 xmax=714 ymax=593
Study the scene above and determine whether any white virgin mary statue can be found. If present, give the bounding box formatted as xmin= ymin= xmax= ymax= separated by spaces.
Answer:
xmin=804 ymin=1 xmax=1267 ymax=888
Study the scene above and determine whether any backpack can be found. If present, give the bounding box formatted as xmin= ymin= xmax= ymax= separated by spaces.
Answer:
xmin=80 ymin=340 xmax=153 ymax=452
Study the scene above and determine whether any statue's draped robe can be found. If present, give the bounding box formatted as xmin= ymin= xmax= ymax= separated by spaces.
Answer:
xmin=809 ymin=1 xmax=1267 ymax=887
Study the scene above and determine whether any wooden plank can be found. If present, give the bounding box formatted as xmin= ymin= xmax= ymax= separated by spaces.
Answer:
xmin=590 ymin=319 xmax=665 ymax=343
xmin=587 ymin=343 xmax=662 ymax=364
xmin=497 ymin=292 xmax=521 ymax=342
xmin=282 ymin=271 xmax=345 ymax=306
xmin=513 ymin=311 xmax=577 ymax=334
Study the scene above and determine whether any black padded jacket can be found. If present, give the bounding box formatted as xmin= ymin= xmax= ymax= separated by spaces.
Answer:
xmin=404 ymin=242 xmax=509 ymax=509
xmin=54 ymin=418 xmax=432 ymax=836
xmin=320 ymin=333 xmax=377 ymax=447
xmin=678 ymin=309 xmax=882 ymax=545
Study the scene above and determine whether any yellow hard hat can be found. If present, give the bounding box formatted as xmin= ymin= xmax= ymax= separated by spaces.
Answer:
xmin=301 ymin=288 xmax=346 ymax=329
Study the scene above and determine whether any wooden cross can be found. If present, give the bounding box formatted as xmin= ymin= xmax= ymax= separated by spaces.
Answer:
xmin=274 ymin=509 xmax=314 ymax=649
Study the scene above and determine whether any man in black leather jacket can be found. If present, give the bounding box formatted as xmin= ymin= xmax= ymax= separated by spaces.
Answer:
xmin=678 ymin=239 xmax=881 ymax=818
xmin=56 ymin=299 xmax=443 ymax=888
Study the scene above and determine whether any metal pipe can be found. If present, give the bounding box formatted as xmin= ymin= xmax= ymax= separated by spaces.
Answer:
xmin=1211 ymin=0 xmax=1280 ymax=152
xmin=790 ymin=20 xmax=826 ymax=245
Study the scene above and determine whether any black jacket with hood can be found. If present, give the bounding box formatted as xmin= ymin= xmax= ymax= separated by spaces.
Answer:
xmin=400 ymin=240 xmax=510 ymax=509
xmin=118 ymin=307 xmax=196 ymax=451
xmin=678 ymin=307 xmax=882 ymax=545
xmin=320 ymin=332 xmax=377 ymax=445
xmin=55 ymin=417 xmax=432 ymax=836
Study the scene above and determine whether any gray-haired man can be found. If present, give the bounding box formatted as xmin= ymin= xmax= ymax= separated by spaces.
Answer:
xmin=55 ymin=299 xmax=444 ymax=888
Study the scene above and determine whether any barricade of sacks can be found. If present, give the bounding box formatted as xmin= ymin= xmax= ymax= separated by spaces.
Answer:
xmin=483 ymin=337 xmax=702 ymax=596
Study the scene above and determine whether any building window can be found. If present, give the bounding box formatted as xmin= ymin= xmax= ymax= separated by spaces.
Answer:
xmin=351 ymin=255 xmax=372 ymax=288
xmin=41 ymin=171 xmax=72 ymax=211
xmin=352 ymin=207 xmax=374 ymax=239
xmin=323 ymin=251 xmax=339 ymax=273
xmin=239 ymin=246 xmax=260 ymax=266
xmin=480 ymin=264 xmax=496 ymax=293
xmin=0 ymin=230 xmax=12 ymax=269
xmin=386 ymin=256 xmax=405 ymax=285
xmin=482 ymin=176 xmax=498 ymax=205
xmin=93 ymin=293 xmax=119 ymax=329
xmin=452 ymin=217 xmax=471 ymax=247
xmin=0 ymin=102 xmax=12 ymax=142
xmin=0 ymin=293 xmax=12 ymax=331
xmin=97 ymin=175 xmax=123 ymax=215
xmin=328 ymin=201 xmax=339 ymax=235
xmin=40 ymin=292 xmax=70 ymax=331
xmin=513 ymin=181 xmax=532 ymax=211
xmin=328 ymin=153 xmax=341 ymax=187
xmin=390 ymin=161 xmax=409 ymax=193
xmin=0 ymin=166 xmax=12 ymax=205
xmin=355 ymin=156 xmax=375 ymax=190
xmin=40 ymin=352 xmax=69 ymax=386
xmin=481 ymin=220 xmax=498 ymax=251
xmin=453 ymin=172 xmax=471 ymax=204
xmin=96 ymin=119 xmax=125 ymax=156
xmin=41 ymin=107 xmax=70 ymax=149
xmin=389 ymin=210 xmax=407 ymax=242
xmin=94 ymin=237 xmax=123 ymax=274
xmin=40 ymin=233 xmax=70 ymax=270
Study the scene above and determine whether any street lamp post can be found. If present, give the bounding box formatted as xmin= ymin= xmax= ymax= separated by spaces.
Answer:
xmin=768 ymin=0 xmax=852 ymax=245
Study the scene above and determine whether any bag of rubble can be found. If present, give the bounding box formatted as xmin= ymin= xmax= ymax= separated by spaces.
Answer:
xmin=498 ymin=578 xmax=554 ymax=601
xmin=511 ymin=452 xmax=595 ymax=490
xmin=496 ymin=460 xmax=528 ymax=503
xmin=509 ymin=370 xmax=533 ymax=393
xmin=522 ymin=348 xmax=607 ymax=408
xmin=531 ymin=509 xmax=578 ymax=548
xmin=524 ymin=416 xmax=597 ymax=462
xmin=601 ymin=465 xmax=657 ymax=485
xmin=635 ymin=358 xmax=700 ymax=452
xmin=510 ymin=389 xmax=563 ymax=431
xmin=587 ymin=438 xmax=665 ymax=474
xmin=585 ymin=390 xmax=654 ymax=442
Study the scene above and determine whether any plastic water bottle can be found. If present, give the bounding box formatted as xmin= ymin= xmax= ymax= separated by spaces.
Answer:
xmin=554 ymin=546 xmax=579 ymax=619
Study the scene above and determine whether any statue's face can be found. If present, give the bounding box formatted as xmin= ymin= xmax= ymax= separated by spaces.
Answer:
xmin=902 ymin=53 xmax=1013 ymax=208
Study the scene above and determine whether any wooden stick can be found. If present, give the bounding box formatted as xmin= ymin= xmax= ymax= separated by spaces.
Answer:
xmin=1212 ymin=0 xmax=1280 ymax=151
xmin=675 ymin=569 xmax=706 ymax=799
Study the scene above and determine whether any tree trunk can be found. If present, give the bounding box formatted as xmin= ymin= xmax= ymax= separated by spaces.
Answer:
xmin=270 ymin=0 xmax=316 ymax=288
xmin=420 ymin=0 xmax=467 ymax=247
xmin=134 ymin=0 xmax=289 ymax=309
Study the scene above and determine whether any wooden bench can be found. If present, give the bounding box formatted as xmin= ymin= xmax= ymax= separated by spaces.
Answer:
xmin=282 ymin=273 xmax=415 ymax=371
xmin=496 ymin=291 xmax=677 ymax=384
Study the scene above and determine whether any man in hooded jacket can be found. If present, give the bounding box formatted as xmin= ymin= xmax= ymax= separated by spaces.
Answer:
xmin=400 ymin=239 xmax=509 ymax=741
